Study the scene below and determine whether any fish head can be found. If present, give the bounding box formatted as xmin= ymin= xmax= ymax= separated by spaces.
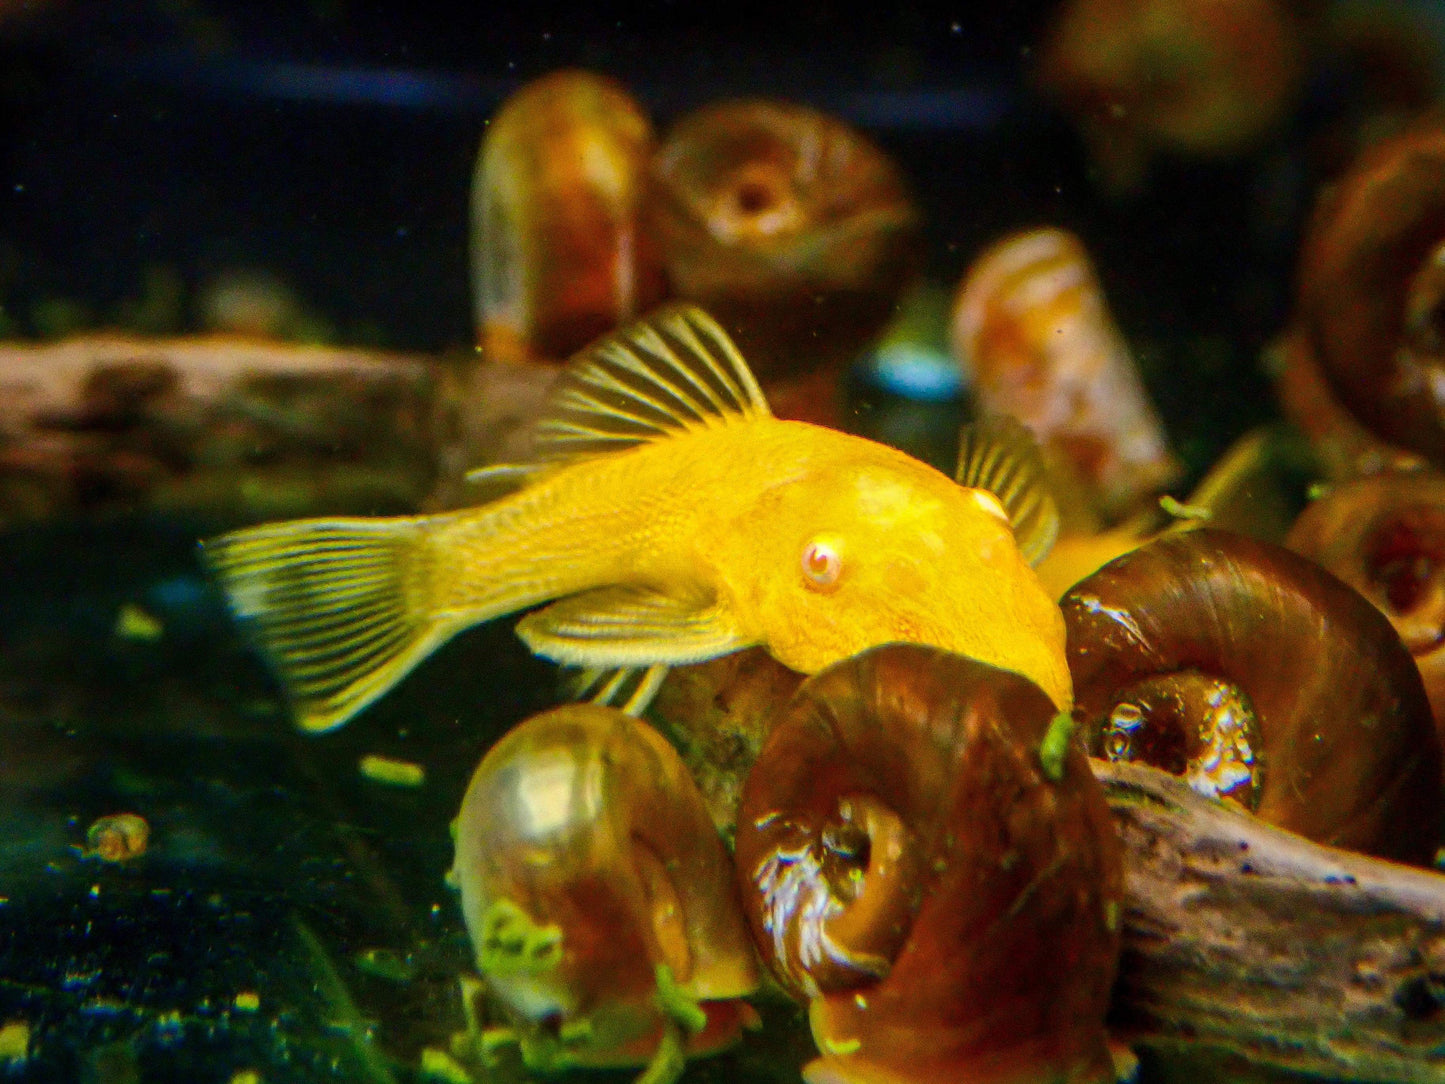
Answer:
xmin=739 ymin=461 xmax=1072 ymax=710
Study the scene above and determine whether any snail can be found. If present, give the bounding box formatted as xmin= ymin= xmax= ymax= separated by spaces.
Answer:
xmin=471 ymin=70 xmax=666 ymax=365
xmin=951 ymin=226 xmax=1180 ymax=527
xmin=648 ymin=98 xmax=921 ymax=404
xmin=1286 ymin=469 xmax=1445 ymax=739
xmin=734 ymin=643 xmax=1124 ymax=1084
xmin=1062 ymin=528 xmax=1443 ymax=863
xmin=1294 ymin=117 xmax=1445 ymax=466
xmin=1037 ymin=0 xmax=1310 ymax=191
xmin=450 ymin=703 xmax=759 ymax=1083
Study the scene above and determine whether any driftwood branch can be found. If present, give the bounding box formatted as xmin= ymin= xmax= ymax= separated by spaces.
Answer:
xmin=0 ymin=333 xmax=850 ymax=527
xmin=0 ymin=334 xmax=557 ymax=525
xmin=1097 ymin=759 xmax=1445 ymax=1083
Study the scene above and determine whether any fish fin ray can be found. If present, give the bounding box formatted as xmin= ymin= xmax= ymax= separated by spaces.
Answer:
xmin=562 ymin=664 xmax=671 ymax=716
xmin=202 ymin=516 xmax=458 ymax=732
xmin=462 ymin=463 xmax=552 ymax=501
xmin=517 ymin=585 xmax=752 ymax=668
xmin=530 ymin=304 xmax=771 ymax=465
xmin=957 ymin=414 xmax=1060 ymax=566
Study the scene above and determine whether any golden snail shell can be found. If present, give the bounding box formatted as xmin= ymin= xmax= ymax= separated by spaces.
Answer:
xmin=451 ymin=703 xmax=758 ymax=1074
xmin=471 ymin=70 xmax=666 ymax=365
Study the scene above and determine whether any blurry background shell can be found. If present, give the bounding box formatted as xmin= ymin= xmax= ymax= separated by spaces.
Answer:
xmin=1294 ymin=117 xmax=1445 ymax=467
xmin=1286 ymin=469 xmax=1445 ymax=739
xmin=471 ymin=70 xmax=666 ymax=366
xmin=1036 ymin=0 xmax=1312 ymax=192
xmin=1062 ymin=528 xmax=1442 ymax=863
xmin=649 ymin=98 xmax=921 ymax=398
xmin=451 ymin=703 xmax=757 ymax=1068
xmin=951 ymin=226 xmax=1180 ymax=528
xmin=1272 ymin=326 xmax=1425 ymax=481
xmin=734 ymin=644 xmax=1123 ymax=1084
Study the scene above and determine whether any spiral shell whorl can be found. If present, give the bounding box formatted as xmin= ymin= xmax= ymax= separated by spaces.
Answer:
xmin=736 ymin=644 xmax=1123 ymax=1084
xmin=1063 ymin=529 xmax=1443 ymax=863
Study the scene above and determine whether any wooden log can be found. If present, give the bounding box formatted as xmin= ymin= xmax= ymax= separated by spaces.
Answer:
xmin=0 ymin=334 xmax=557 ymax=525
xmin=1098 ymin=758 xmax=1445 ymax=1083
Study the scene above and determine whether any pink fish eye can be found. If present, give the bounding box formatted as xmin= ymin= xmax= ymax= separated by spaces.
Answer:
xmin=801 ymin=539 xmax=842 ymax=590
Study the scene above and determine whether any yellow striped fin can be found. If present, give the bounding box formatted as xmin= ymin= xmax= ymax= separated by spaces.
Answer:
xmin=563 ymin=664 xmax=671 ymax=716
xmin=531 ymin=304 xmax=772 ymax=465
xmin=956 ymin=414 xmax=1060 ymax=566
xmin=516 ymin=584 xmax=753 ymax=668
xmin=202 ymin=516 xmax=456 ymax=732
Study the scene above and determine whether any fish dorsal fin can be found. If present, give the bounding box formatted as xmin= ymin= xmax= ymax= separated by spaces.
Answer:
xmin=531 ymin=304 xmax=772 ymax=465
xmin=956 ymin=414 xmax=1060 ymax=566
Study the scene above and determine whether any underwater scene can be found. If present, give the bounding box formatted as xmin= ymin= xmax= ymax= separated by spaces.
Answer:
xmin=6 ymin=2 xmax=1445 ymax=1082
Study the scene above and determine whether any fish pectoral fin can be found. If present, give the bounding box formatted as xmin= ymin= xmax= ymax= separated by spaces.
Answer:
xmin=563 ymin=664 xmax=672 ymax=716
xmin=517 ymin=585 xmax=753 ymax=669
xmin=956 ymin=413 xmax=1060 ymax=566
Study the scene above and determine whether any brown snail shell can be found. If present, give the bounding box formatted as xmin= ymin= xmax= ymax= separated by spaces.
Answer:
xmin=951 ymin=226 xmax=1181 ymax=526
xmin=1286 ymin=470 xmax=1445 ymax=741
xmin=471 ymin=70 xmax=667 ymax=365
xmin=451 ymin=703 xmax=758 ymax=1070
xmin=1295 ymin=117 xmax=1445 ymax=464
xmin=1272 ymin=327 xmax=1425 ymax=481
xmin=649 ymin=99 xmax=921 ymax=387
xmin=1037 ymin=0 xmax=1311 ymax=191
xmin=1062 ymin=528 xmax=1442 ymax=863
xmin=734 ymin=643 xmax=1123 ymax=1084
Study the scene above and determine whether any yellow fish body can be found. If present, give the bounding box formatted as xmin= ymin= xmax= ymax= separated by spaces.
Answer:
xmin=205 ymin=305 xmax=1069 ymax=732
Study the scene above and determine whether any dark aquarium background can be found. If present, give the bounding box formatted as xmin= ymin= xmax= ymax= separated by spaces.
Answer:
xmin=0 ymin=2 xmax=1443 ymax=1082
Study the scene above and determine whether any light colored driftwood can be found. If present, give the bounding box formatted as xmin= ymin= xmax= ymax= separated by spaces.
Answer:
xmin=1097 ymin=758 xmax=1445 ymax=1083
xmin=0 ymin=334 xmax=558 ymax=524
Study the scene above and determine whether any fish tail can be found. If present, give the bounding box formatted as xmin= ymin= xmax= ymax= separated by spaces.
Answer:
xmin=202 ymin=515 xmax=455 ymax=732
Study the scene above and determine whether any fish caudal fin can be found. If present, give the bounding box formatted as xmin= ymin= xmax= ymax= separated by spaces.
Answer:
xmin=203 ymin=517 xmax=451 ymax=732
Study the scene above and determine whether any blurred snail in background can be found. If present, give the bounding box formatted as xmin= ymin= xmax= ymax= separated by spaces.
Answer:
xmin=1287 ymin=470 xmax=1445 ymax=738
xmin=471 ymin=70 xmax=666 ymax=365
xmin=1062 ymin=528 xmax=1443 ymax=864
xmin=1291 ymin=117 xmax=1445 ymax=471
xmin=951 ymin=226 xmax=1180 ymax=529
xmin=649 ymin=98 xmax=921 ymax=419
xmin=450 ymin=704 xmax=758 ymax=1083
xmin=1036 ymin=0 xmax=1311 ymax=192
xmin=734 ymin=643 xmax=1124 ymax=1084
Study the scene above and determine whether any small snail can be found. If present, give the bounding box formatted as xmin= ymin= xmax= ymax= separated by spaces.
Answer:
xmin=734 ymin=643 xmax=1123 ymax=1084
xmin=951 ymin=226 xmax=1180 ymax=526
xmin=1037 ymin=0 xmax=1310 ymax=191
xmin=649 ymin=98 xmax=921 ymax=390
xmin=1295 ymin=118 xmax=1445 ymax=465
xmin=450 ymin=704 xmax=758 ymax=1082
xmin=1286 ymin=470 xmax=1445 ymax=739
xmin=1062 ymin=528 xmax=1443 ymax=863
xmin=471 ymin=70 xmax=666 ymax=365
